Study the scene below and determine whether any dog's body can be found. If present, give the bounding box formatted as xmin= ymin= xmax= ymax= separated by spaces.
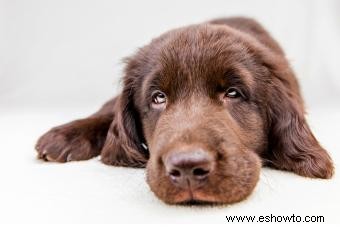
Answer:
xmin=36 ymin=17 xmax=333 ymax=204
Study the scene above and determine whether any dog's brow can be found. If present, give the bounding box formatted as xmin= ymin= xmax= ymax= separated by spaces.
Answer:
xmin=224 ymin=71 xmax=246 ymax=87
xmin=141 ymin=74 xmax=166 ymax=102
xmin=225 ymin=67 xmax=254 ymax=90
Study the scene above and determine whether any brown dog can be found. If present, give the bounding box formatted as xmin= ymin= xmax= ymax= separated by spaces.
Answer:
xmin=35 ymin=17 xmax=334 ymax=204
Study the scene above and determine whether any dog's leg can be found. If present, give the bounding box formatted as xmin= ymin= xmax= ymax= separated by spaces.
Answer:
xmin=35 ymin=98 xmax=117 ymax=162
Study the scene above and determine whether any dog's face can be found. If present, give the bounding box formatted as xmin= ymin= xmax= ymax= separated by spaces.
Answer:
xmin=102 ymin=22 xmax=333 ymax=204
xmin=139 ymin=26 xmax=267 ymax=203
xmin=131 ymin=25 xmax=270 ymax=203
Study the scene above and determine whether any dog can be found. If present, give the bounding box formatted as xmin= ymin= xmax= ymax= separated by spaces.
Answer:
xmin=36 ymin=17 xmax=334 ymax=204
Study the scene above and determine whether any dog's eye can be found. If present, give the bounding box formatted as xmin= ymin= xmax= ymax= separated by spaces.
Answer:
xmin=225 ymin=87 xmax=241 ymax=98
xmin=152 ymin=91 xmax=167 ymax=105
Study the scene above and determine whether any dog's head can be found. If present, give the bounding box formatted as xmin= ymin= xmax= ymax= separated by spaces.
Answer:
xmin=102 ymin=21 xmax=333 ymax=204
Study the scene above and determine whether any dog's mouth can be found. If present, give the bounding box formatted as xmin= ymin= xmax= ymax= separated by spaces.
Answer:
xmin=170 ymin=188 xmax=221 ymax=205
xmin=175 ymin=193 xmax=224 ymax=206
xmin=177 ymin=199 xmax=220 ymax=206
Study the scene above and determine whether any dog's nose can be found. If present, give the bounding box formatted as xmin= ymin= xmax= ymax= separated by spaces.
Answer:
xmin=164 ymin=149 xmax=214 ymax=190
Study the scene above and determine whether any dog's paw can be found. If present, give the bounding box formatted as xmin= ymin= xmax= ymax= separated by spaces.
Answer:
xmin=35 ymin=124 xmax=99 ymax=162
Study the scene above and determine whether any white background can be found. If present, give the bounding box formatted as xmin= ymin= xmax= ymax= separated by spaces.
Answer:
xmin=0 ymin=0 xmax=339 ymax=224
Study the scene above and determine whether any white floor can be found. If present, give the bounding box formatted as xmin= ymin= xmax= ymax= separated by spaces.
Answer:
xmin=0 ymin=108 xmax=339 ymax=224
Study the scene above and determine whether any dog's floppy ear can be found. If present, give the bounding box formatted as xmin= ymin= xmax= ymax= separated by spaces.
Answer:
xmin=262 ymin=54 xmax=334 ymax=179
xmin=101 ymin=68 xmax=148 ymax=167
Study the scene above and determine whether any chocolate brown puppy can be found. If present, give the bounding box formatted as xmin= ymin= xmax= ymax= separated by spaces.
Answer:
xmin=36 ymin=17 xmax=334 ymax=204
